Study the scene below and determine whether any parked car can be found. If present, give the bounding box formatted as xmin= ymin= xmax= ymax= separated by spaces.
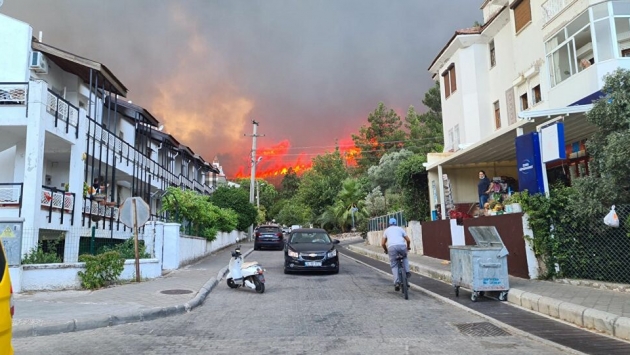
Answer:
xmin=284 ymin=228 xmax=340 ymax=274
xmin=0 ymin=241 xmax=14 ymax=354
xmin=254 ymin=225 xmax=285 ymax=250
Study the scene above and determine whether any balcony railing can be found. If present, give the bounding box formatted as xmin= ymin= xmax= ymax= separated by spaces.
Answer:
xmin=542 ymin=0 xmax=576 ymax=24
xmin=0 ymin=82 xmax=28 ymax=105
xmin=0 ymin=183 xmax=24 ymax=216
xmin=193 ymin=180 xmax=204 ymax=192
xmin=41 ymin=186 xmax=75 ymax=225
xmin=87 ymin=119 xmax=180 ymax=189
xmin=47 ymin=89 xmax=79 ymax=138
xmin=179 ymin=175 xmax=193 ymax=190
xmin=82 ymin=198 xmax=119 ymax=221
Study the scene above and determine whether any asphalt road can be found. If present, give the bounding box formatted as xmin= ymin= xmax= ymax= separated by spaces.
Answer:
xmin=13 ymin=250 xmax=571 ymax=354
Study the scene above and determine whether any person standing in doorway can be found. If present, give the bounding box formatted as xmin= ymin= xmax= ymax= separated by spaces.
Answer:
xmin=478 ymin=170 xmax=491 ymax=211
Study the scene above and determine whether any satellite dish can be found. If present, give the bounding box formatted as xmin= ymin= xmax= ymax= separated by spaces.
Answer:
xmin=158 ymin=124 xmax=164 ymax=131
xmin=0 ymin=0 xmax=4 ymax=8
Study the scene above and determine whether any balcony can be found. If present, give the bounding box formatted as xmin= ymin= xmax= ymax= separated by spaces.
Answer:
xmin=0 ymin=82 xmax=28 ymax=106
xmin=46 ymin=89 xmax=79 ymax=138
xmin=0 ymin=183 xmax=23 ymax=216
xmin=541 ymin=0 xmax=577 ymax=25
xmin=87 ymin=120 xmax=180 ymax=189
xmin=40 ymin=186 xmax=75 ymax=225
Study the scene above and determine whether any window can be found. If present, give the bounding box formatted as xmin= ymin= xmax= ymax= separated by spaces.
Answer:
xmin=615 ymin=17 xmax=630 ymax=57
xmin=489 ymin=40 xmax=496 ymax=67
xmin=532 ymin=85 xmax=542 ymax=104
xmin=493 ymin=101 xmax=501 ymax=129
xmin=448 ymin=128 xmax=454 ymax=151
xmin=442 ymin=64 xmax=457 ymax=98
xmin=512 ymin=0 xmax=532 ymax=33
xmin=520 ymin=93 xmax=529 ymax=110
xmin=545 ymin=10 xmax=594 ymax=87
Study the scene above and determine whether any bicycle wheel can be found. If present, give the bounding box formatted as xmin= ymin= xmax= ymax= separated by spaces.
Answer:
xmin=399 ymin=262 xmax=408 ymax=300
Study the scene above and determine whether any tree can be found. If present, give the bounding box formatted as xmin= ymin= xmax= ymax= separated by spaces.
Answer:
xmin=395 ymin=154 xmax=430 ymax=221
xmin=571 ymin=68 xmax=630 ymax=216
xmin=352 ymin=102 xmax=406 ymax=172
xmin=280 ymin=167 xmax=300 ymax=198
xmin=276 ymin=198 xmax=312 ymax=226
xmin=364 ymin=186 xmax=387 ymax=217
xmin=297 ymin=150 xmax=349 ymax=217
xmin=318 ymin=178 xmax=368 ymax=232
xmin=406 ymin=82 xmax=444 ymax=156
xmin=367 ymin=149 xmax=414 ymax=192
xmin=160 ymin=187 xmax=238 ymax=240
xmin=209 ymin=186 xmax=258 ymax=231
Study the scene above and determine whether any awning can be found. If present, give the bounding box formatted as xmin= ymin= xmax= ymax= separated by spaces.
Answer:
xmin=426 ymin=104 xmax=596 ymax=170
xmin=32 ymin=40 xmax=128 ymax=97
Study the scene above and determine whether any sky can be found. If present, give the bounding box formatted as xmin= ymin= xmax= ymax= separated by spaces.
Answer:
xmin=1 ymin=0 xmax=481 ymax=179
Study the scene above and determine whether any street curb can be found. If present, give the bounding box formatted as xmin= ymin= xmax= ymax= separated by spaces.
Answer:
xmin=345 ymin=244 xmax=630 ymax=343
xmin=339 ymin=251 xmax=586 ymax=355
xmin=12 ymin=247 xmax=255 ymax=338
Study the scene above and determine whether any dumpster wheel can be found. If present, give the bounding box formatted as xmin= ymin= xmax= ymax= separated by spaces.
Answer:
xmin=498 ymin=291 xmax=508 ymax=301
xmin=471 ymin=292 xmax=479 ymax=302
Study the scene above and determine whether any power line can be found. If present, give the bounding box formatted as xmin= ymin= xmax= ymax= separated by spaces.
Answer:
xmin=261 ymin=136 xmax=444 ymax=151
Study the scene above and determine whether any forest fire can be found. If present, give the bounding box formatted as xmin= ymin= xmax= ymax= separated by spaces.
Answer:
xmin=233 ymin=137 xmax=359 ymax=179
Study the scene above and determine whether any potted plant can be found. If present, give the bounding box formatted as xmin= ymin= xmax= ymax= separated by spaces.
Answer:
xmin=508 ymin=192 xmax=523 ymax=213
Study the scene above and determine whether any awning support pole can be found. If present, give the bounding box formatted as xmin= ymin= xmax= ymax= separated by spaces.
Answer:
xmin=437 ymin=164 xmax=446 ymax=220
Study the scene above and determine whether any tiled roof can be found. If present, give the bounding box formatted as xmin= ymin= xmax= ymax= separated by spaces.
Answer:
xmin=428 ymin=6 xmax=506 ymax=71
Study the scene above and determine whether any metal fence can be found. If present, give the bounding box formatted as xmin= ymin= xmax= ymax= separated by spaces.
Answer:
xmin=8 ymin=227 xmax=145 ymax=265
xmin=551 ymin=204 xmax=630 ymax=284
xmin=368 ymin=211 xmax=406 ymax=232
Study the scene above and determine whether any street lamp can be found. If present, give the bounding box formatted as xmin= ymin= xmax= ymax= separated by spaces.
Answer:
xmin=350 ymin=204 xmax=359 ymax=232
xmin=256 ymin=180 xmax=266 ymax=209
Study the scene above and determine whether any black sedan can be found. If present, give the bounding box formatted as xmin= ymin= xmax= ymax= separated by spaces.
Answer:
xmin=254 ymin=225 xmax=285 ymax=250
xmin=284 ymin=228 xmax=340 ymax=274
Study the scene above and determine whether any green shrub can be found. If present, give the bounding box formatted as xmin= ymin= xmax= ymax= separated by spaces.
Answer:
xmin=78 ymin=251 xmax=125 ymax=289
xmin=100 ymin=238 xmax=151 ymax=259
xmin=22 ymin=242 xmax=62 ymax=264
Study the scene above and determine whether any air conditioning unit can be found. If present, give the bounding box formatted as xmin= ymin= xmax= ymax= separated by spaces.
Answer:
xmin=30 ymin=51 xmax=49 ymax=74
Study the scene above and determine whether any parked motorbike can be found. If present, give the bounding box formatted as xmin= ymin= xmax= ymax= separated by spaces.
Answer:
xmin=226 ymin=245 xmax=265 ymax=293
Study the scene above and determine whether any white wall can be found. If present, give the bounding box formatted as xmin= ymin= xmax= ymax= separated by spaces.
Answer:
xmin=0 ymin=14 xmax=31 ymax=82
xmin=366 ymin=221 xmax=423 ymax=254
xmin=177 ymin=230 xmax=246 ymax=267
xmin=13 ymin=259 xmax=160 ymax=292
xmin=178 ymin=235 xmax=207 ymax=265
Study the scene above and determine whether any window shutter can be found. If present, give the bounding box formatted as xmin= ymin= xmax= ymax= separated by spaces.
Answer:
xmin=449 ymin=66 xmax=457 ymax=92
xmin=513 ymin=0 xmax=531 ymax=33
xmin=443 ymin=72 xmax=451 ymax=98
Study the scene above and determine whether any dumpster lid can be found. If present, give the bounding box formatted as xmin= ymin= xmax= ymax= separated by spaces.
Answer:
xmin=468 ymin=226 xmax=509 ymax=257
xmin=468 ymin=226 xmax=503 ymax=246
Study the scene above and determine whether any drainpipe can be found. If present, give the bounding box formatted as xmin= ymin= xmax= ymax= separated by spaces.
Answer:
xmin=437 ymin=164 xmax=446 ymax=220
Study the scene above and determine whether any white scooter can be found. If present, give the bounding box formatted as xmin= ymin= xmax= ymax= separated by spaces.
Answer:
xmin=226 ymin=245 xmax=265 ymax=293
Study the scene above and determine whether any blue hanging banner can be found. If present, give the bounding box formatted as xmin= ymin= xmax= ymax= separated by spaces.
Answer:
xmin=515 ymin=132 xmax=545 ymax=194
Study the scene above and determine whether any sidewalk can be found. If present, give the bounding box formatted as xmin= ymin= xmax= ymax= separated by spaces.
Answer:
xmin=12 ymin=243 xmax=253 ymax=338
xmin=346 ymin=242 xmax=630 ymax=343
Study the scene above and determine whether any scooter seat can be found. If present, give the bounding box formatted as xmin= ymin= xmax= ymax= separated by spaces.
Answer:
xmin=242 ymin=262 xmax=259 ymax=269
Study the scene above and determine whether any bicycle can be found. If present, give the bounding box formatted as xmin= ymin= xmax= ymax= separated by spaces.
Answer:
xmin=396 ymin=254 xmax=409 ymax=300
xmin=385 ymin=249 xmax=409 ymax=300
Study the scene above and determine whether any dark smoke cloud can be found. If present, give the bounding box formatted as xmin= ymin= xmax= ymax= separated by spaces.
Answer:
xmin=1 ymin=0 xmax=481 ymax=176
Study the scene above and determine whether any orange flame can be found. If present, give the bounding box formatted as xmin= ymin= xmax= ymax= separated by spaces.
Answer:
xmin=233 ymin=137 xmax=358 ymax=179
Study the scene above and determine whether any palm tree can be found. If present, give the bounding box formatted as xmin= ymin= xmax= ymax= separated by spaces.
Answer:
xmin=317 ymin=178 xmax=368 ymax=232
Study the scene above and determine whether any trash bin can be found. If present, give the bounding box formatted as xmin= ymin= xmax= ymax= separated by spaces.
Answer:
xmin=449 ymin=226 xmax=509 ymax=302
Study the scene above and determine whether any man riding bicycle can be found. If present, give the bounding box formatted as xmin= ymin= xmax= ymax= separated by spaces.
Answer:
xmin=381 ymin=218 xmax=411 ymax=291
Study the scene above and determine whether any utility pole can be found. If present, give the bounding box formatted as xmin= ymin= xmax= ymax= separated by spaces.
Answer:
xmin=245 ymin=120 xmax=264 ymax=241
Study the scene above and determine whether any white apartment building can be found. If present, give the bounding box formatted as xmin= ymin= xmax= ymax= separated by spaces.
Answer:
xmin=0 ymin=13 xmax=221 ymax=262
xmin=426 ymin=0 xmax=630 ymax=218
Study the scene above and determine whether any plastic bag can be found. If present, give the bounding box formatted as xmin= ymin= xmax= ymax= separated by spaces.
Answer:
xmin=604 ymin=205 xmax=619 ymax=228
